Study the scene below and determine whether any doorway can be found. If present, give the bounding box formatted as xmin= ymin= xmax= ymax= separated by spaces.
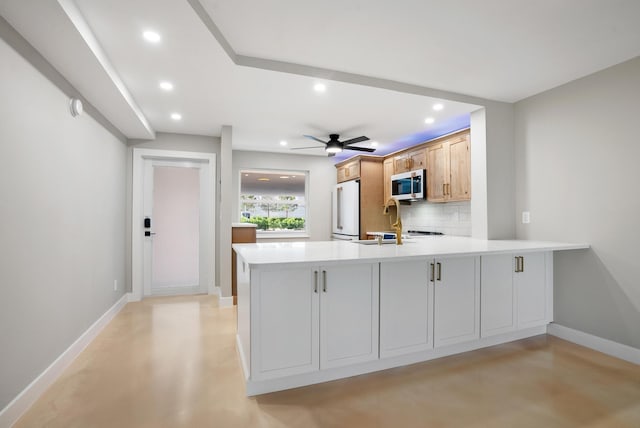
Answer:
xmin=132 ymin=149 xmax=216 ymax=300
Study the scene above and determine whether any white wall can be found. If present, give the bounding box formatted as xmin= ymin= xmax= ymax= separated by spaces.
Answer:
xmin=127 ymin=133 xmax=221 ymax=291
xmin=219 ymin=126 xmax=233 ymax=297
xmin=515 ymin=57 xmax=640 ymax=348
xmin=0 ymin=37 xmax=127 ymax=409
xmin=485 ymin=102 xmax=516 ymax=239
xmin=232 ymin=151 xmax=335 ymax=242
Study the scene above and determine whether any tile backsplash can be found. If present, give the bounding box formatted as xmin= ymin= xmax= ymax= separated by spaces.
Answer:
xmin=402 ymin=200 xmax=471 ymax=236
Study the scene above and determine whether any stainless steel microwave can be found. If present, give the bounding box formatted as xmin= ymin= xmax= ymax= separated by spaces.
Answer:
xmin=391 ymin=169 xmax=426 ymax=201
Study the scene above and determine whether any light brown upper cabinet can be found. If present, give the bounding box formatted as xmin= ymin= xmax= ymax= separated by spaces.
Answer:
xmin=393 ymin=147 xmax=427 ymax=174
xmin=427 ymin=132 xmax=471 ymax=202
xmin=383 ymin=158 xmax=394 ymax=203
xmin=336 ymin=159 xmax=361 ymax=183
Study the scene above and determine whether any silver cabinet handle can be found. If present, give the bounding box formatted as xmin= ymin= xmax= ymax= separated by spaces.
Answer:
xmin=430 ymin=263 xmax=435 ymax=283
xmin=436 ymin=262 xmax=442 ymax=281
xmin=515 ymin=256 xmax=525 ymax=273
xmin=322 ymin=270 xmax=327 ymax=292
xmin=313 ymin=270 xmax=318 ymax=293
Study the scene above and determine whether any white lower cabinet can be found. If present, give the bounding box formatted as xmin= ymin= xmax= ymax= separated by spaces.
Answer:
xmin=480 ymin=252 xmax=550 ymax=338
xmin=380 ymin=259 xmax=433 ymax=358
xmin=320 ymin=264 xmax=379 ymax=369
xmin=515 ymin=252 xmax=548 ymax=328
xmin=251 ymin=266 xmax=319 ymax=380
xmin=251 ymin=263 xmax=378 ymax=380
xmin=433 ymin=256 xmax=481 ymax=347
xmin=480 ymin=254 xmax=516 ymax=336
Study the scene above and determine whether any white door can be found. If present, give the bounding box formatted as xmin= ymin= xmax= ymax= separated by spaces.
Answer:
xmin=380 ymin=259 xmax=433 ymax=358
xmin=251 ymin=266 xmax=319 ymax=380
xmin=515 ymin=252 xmax=548 ymax=328
xmin=143 ymin=159 xmax=209 ymax=296
xmin=320 ymin=263 xmax=379 ymax=369
xmin=480 ymin=254 xmax=516 ymax=337
xmin=433 ymin=256 xmax=480 ymax=347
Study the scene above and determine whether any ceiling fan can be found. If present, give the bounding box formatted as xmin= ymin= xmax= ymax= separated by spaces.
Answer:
xmin=291 ymin=134 xmax=375 ymax=156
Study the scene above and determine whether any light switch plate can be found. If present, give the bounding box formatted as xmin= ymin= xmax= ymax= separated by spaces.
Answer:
xmin=113 ymin=279 xmax=118 ymax=291
xmin=522 ymin=211 xmax=530 ymax=224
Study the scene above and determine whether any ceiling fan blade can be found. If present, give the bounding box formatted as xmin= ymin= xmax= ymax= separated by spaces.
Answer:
xmin=290 ymin=146 xmax=325 ymax=150
xmin=303 ymin=135 xmax=328 ymax=144
xmin=342 ymin=136 xmax=370 ymax=146
xmin=345 ymin=146 xmax=376 ymax=153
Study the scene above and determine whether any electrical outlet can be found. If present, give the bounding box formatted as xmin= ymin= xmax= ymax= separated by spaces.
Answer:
xmin=522 ymin=211 xmax=530 ymax=224
xmin=113 ymin=279 xmax=118 ymax=291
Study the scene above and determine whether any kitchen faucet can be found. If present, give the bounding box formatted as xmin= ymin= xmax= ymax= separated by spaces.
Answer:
xmin=382 ymin=198 xmax=403 ymax=245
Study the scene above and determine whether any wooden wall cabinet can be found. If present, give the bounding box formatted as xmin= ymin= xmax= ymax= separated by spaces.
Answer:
xmin=427 ymin=132 xmax=470 ymax=202
xmin=392 ymin=147 xmax=426 ymax=174
xmin=336 ymin=160 xmax=361 ymax=183
xmin=335 ymin=156 xmax=389 ymax=239
xmin=336 ymin=129 xmax=470 ymax=211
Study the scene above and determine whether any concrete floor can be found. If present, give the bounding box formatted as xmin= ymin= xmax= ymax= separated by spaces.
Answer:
xmin=15 ymin=294 xmax=640 ymax=427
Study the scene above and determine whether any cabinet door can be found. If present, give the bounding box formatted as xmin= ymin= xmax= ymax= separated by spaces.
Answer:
xmin=480 ymin=254 xmax=516 ymax=337
xmin=337 ymin=165 xmax=347 ymax=183
xmin=383 ymin=158 xmax=394 ymax=204
xmin=380 ymin=260 xmax=433 ymax=358
xmin=448 ymin=136 xmax=471 ymax=201
xmin=320 ymin=263 xmax=379 ymax=369
xmin=515 ymin=252 xmax=548 ymax=328
xmin=427 ymin=143 xmax=448 ymax=202
xmin=393 ymin=154 xmax=410 ymax=174
xmin=408 ymin=148 xmax=427 ymax=171
xmin=252 ymin=267 xmax=319 ymax=380
xmin=433 ymin=256 xmax=480 ymax=347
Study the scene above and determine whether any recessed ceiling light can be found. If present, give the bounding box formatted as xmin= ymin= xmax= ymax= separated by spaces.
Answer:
xmin=143 ymin=30 xmax=161 ymax=43
xmin=244 ymin=174 xmax=249 ymax=177
xmin=159 ymin=81 xmax=173 ymax=91
xmin=280 ymin=140 xmax=288 ymax=146
xmin=314 ymin=83 xmax=326 ymax=93
xmin=424 ymin=117 xmax=435 ymax=124
xmin=170 ymin=113 xmax=182 ymax=120
xmin=433 ymin=103 xmax=444 ymax=111
xmin=258 ymin=178 xmax=270 ymax=181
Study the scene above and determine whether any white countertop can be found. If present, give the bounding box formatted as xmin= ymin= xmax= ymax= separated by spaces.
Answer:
xmin=233 ymin=236 xmax=589 ymax=267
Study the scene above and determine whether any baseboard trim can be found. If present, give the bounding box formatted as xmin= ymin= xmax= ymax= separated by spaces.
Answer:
xmin=214 ymin=286 xmax=234 ymax=308
xmin=0 ymin=293 xmax=131 ymax=427
xmin=547 ymin=323 xmax=640 ymax=365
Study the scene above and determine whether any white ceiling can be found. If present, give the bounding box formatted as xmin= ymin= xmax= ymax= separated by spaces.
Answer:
xmin=2 ymin=0 xmax=639 ymax=157
xmin=205 ymin=0 xmax=640 ymax=102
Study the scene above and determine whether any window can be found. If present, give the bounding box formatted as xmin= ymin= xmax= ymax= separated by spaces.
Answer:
xmin=239 ymin=169 xmax=308 ymax=236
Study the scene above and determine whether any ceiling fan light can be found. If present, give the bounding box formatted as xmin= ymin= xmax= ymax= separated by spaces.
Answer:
xmin=325 ymin=142 xmax=343 ymax=153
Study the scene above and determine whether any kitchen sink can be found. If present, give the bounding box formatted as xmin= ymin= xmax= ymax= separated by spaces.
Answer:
xmin=351 ymin=239 xmax=413 ymax=245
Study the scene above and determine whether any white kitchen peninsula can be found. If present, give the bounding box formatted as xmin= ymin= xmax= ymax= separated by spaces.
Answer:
xmin=233 ymin=237 xmax=588 ymax=396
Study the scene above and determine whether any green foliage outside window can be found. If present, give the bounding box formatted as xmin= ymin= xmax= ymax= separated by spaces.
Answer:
xmin=241 ymin=216 xmax=305 ymax=231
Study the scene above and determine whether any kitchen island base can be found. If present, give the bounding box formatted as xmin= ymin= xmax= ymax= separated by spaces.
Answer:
xmin=234 ymin=238 xmax=588 ymax=396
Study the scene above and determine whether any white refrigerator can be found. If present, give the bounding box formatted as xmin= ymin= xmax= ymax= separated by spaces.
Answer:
xmin=332 ymin=180 xmax=360 ymax=240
